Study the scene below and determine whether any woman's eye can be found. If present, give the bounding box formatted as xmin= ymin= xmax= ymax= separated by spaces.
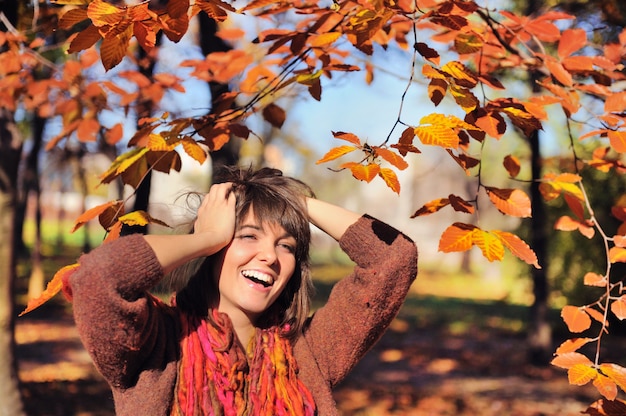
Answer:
xmin=278 ymin=242 xmax=296 ymax=253
xmin=238 ymin=234 xmax=257 ymax=240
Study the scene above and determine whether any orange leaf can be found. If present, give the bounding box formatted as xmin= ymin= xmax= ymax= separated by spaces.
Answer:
xmin=611 ymin=296 xmax=626 ymax=320
xmin=558 ymin=29 xmax=587 ymax=59
xmin=374 ymin=147 xmax=408 ymax=170
xmin=472 ymin=228 xmax=505 ymax=262
xmin=545 ymin=58 xmax=573 ymax=87
xmin=561 ymin=305 xmax=592 ymax=333
xmin=552 ymin=351 xmax=594 ymax=369
xmin=378 ymin=168 xmax=400 ymax=194
xmin=100 ymin=25 xmax=133 ymax=71
xmin=607 ymin=130 xmax=626 ymax=153
xmin=316 ymin=145 xmax=358 ymax=164
xmin=593 ymin=373 xmax=618 ymax=400
xmin=600 ymin=363 xmax=626 ymax=393
xmin=341 ymin=162 xmax=380 ymax=183
xmin=475 ymin=112 xmax=506 ymax=139
xmin=605 ymin=92 xmax=626 ymax=114
xmin=584 ymin=272 xmax=607 ymax=287
xmin=492 ymin=230 xmax=540 ymax=269
xmin=555 ymin=338 xmax=593 ymax=355
xmin=438 ymin=223 xmax=475 ymax=253
xmin=19 ymin=263 xmax=80 ymax=316
xmin=585 ymin=307 xmax=607 ymax=326
xmin=609 ymin=247 xmax=626 ymax=263
xmin=555 ymin=215 xmax=595 ymax=239
xmin=486 ymin=187 xmax=531 ymax=217
xmin=105 ymin=123 xmax=124 ymax=145
xmin=77 ymin=118 xmax=100 ymax=142
xmin=568 ymin=364 xmax=597 ymax=386
xmin=88 ymin=0 xmax=127 ymax=26
xmin=411 ymin=198 xmax=450 ymax=217
xmin=71 ymin=200 xmax=121 ymax=233
xmin=503 ymin=155 xmax=521 ymax=178
xmin=332 ymin=131 xmax=361 ymax=145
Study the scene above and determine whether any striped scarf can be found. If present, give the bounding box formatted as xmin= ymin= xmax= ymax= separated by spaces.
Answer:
xmin=170 ymin=309 xmax=316 ymax=416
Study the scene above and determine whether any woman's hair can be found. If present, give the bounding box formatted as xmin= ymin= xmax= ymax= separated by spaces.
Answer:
xmin=171 ymin=165 xmax=315 ymax=341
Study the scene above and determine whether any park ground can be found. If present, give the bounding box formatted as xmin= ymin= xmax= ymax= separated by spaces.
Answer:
xmin=15 ymin=250 xmax=606 ymax=416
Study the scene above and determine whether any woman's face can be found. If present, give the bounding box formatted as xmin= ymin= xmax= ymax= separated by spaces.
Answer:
xmin=213 ymin=209 xmax=297 ymax=324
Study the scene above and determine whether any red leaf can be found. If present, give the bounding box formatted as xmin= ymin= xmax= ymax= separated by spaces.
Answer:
xmin=262 ymin=103 xmax=286 ymax=128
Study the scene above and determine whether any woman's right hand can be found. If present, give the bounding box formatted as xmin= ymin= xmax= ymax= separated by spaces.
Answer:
xmin=144 ymin=183 xmax=237 ymax=274
xmin=193 ymin=182 xmax=237 ymax=255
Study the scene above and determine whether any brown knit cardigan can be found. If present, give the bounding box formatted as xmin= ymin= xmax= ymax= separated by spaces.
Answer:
xmin=69 ymin=215 xmax=418 ymax=415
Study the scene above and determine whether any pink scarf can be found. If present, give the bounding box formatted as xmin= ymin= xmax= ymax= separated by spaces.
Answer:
xmin=170 ymin=309 xmax=316 ymax=416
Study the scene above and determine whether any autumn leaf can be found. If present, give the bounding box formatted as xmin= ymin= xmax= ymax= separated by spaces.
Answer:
xmin=486 ymin=187 xmax=532 ymax=217
xmin=552 ymin=351 xmax=594 ymax=369
xmin=181 ymin=138 xmax=207 ymax=165
xmin=561 ymin=305 xmax=592 ymax=333
xmin=411 ymin=198 xmax=450 ymax=217
xmin=475 ymin=112 xmax=507 ymax=139
xmin=593 ymin=373 xmax=618 ymax=400
xmin=605 ymin=91 xmax=626 ymax=114
xmin=584 ymin=272 xmax=607 ymax=287
xmin=316 ymin=145 xmax=358 ymax=164
xmin=263 ymin=103 xmax=286 ymax=128
xmin=71 ymin=200 xmax=122 ymax=233
xmin=378 ymin=168 xmax=400 ymax=194
xmin=340 ymin=162 xmax=380 ymax=183
xmin=558 ymin=28 xmax=587 ymax=59
xmin=374 ymin=147 xmax=408 ymax=170
xmin=99 ymin=147 xmax=149 ymax=184
xmin=19 ymin=263 xmax=80 ymax=316
xmin=449 ymin=194 xmax=474 ymax=214
xmin=503 ymin=155 xmax=521 ymax=178
xmin=472 ymin=228 xmax=505 ymax=262
xmin=555 ymin=216 xmax=595 ymax=239
xmin=611 ymin=297 xmax=626 ymax=320
xmin=600 ymin=364 xmax=626 ymax=393
xmin=414 ymin=124 xmax=459 ymax=148
xmin=555 ymin=338 xmax=593 ymax=355
xmin=607 ymin=130 xmax=626 ymax=153
xmin=492 ymin=230 xmax=541 ymax=268
xmin=609 ymin=247 xmax=626 ymax=263
xmin=438 ymin=222 xmax=475 ymax=253
xmin=332 ymin=131 xmax=362 ymax=145
xmin=568 ymin=364 xmax=598 ymax=386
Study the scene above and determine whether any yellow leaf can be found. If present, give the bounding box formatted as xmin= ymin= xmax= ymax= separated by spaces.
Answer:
xmin=414 ymin=125 xmax=459 ymax=148
xmin=99 ymin=147 xmax=149 ymax=184
xmin=309 ymin=32 xmax=341 ymax=47
xmin=450 ymin=84 xmax=478 ymax=112
xmin=19 ymin=263 xmax=80 ymax=316
xmin=378 ymin=168 xmax=400 ymax=194
xmin=296 ymin=70 xmax=322 ymax=86
xmin=147 ymin=133 xmax=178 ymax=151
xmin=568 ymin=364 xmax=597 ymax=386
xmin=438 ymin=223 xmax=475 ymax=253
xmin=420 ymin=113 xmax=479 ymax=131
xmin=593 ymin=373 xmax=618 ymax=400
xmin=316 ymin=145 xmax=358 ymax=164
xmin=118 ymin=211 xmax=150 ymax=227
xmin=561 ymin=305 xmax=592 ymax=333
xmin=441 ymin=61 xmax=478 ymax=87
xmin=182 ymin=139 xmax=207 ymax=165
xmin=88 ymin=0 xmax=127 ymax=27
xmin=472 ymin=228 xmax=505 ymax=262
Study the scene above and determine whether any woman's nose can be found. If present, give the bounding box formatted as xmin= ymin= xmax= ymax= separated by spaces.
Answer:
xmin=257 ymin=241 xmax=278 ymax=264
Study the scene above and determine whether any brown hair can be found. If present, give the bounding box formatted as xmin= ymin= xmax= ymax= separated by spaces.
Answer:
xmin=172 ymin=166 xmax=315 ymax=341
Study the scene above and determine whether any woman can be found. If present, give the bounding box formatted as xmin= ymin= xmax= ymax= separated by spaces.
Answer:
xmin=68 ymin=166 xmax=418 ymax=415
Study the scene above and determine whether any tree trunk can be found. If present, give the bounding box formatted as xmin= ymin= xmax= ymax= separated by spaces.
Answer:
xmin=0 ymin=108 xmax=26 ymax=416
xmin=198 ymin=13 xmax=241 ymax=173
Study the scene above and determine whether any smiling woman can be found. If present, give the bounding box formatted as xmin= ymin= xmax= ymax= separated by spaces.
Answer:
xmin=67 ymin=165 xmax=418 ymax=416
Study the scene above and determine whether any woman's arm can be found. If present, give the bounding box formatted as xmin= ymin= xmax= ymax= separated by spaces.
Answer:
xmin=144 ymin=182 xmax=236 ymax=274
xmin=306 ymin=197 xmax=361 ymax=241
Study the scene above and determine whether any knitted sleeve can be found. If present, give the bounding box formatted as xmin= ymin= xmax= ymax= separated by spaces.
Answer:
xmin=301 ymin=214 xmax=418 ymax=388
xmin=68 ymin=234 xmax=170 ymax=388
